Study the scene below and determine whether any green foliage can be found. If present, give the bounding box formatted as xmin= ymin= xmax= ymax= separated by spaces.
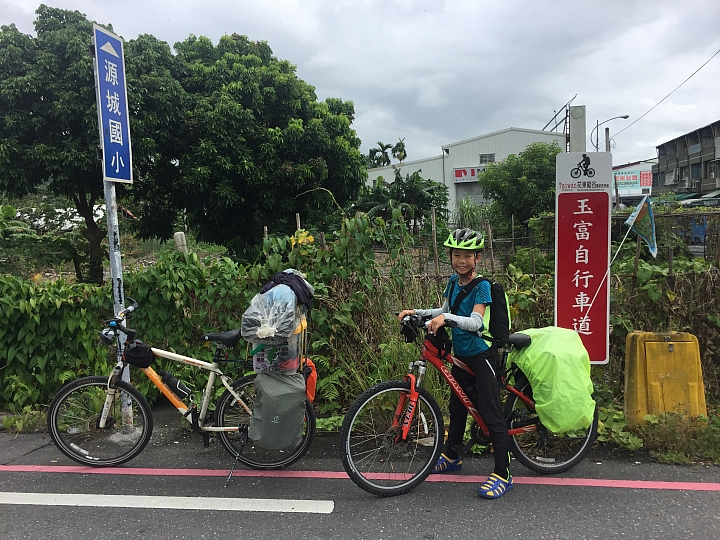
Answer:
xmin=1 ymin=191 xmax=93 ymax=280
xmin=637 ymin=410 xmax=720 ymax=464
xmin=597 ymin=405 xmax=644 ymax=450
xmin=367 ymin=141 xmax=392 ymax=168
xmin=509 ymin=247 xmax=554 ymax=274
xmin=451 ymin=195 xmax=489 ymax=231
xmin=352 ymin=168 xmax=449 ymax=237
xmin=0 ymin=405 xmax=45 ymax=433
xmin=141 ymin=33 xmax=365 ymax=258
xmin=0 ymin=212 xmax=394 ymax=411
xmin=0 ymin=8 xmax=124 ymax=283
xmin=0 ymin=7 xmax=365 ymax=276
xmin=478 ymin=142 xmax=563 ymax=233
xmin=0 ymin=275 xmax=113 ymax=412
xmin=315 ymin=415 xmax=344 ymax=432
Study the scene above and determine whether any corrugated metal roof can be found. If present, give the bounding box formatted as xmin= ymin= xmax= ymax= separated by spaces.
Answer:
xmin=441 ymin=127 xmax=563 ymax=149
xmin=701 ymin=189 xmax=720 ymax=198
xmin=676 ymin=192 xmax=702 ymax=200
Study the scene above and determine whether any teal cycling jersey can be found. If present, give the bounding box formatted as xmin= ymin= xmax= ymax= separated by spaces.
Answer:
xmin=444 ymin=274 xmax=492 ymax=357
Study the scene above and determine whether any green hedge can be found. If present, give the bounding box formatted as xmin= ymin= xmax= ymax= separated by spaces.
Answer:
xmin=2 ymin=216 xmax=719 ymax=412
xmin=0 ymin=214 xmax=407 ymax=411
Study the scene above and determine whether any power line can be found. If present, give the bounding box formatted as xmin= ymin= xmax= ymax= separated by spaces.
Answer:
xmin=614 ymin=47 xmax=720 ymax=138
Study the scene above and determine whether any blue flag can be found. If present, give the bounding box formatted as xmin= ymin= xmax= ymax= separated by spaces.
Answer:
xmin=625 ymin=196 xmax=658 ymax=258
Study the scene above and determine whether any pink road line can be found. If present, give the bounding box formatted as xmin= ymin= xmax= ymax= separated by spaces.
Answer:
xmin=2 ymin=465 xmax=720 ymax=491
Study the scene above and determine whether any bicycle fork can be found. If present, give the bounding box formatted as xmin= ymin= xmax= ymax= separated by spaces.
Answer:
xmin=98 ymin=363 xmax=125 ymax=429
xmin=393 ymin=360 xmax=426 ymax=442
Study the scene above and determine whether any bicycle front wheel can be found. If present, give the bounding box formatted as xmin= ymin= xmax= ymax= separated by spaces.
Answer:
xmin=506 ymin=382 xmax=597 ymax=474
xmin=215 ymin=374 xmax=316 ymax=470
xmin=47 ymin=376 xmax=153 ymax=467
xmin=340 ymin=380 xmax=444 ymax=497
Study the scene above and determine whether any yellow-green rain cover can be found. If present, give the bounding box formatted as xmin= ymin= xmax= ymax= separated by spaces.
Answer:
xmin=508 ymin=327 xmax=596 ymax=432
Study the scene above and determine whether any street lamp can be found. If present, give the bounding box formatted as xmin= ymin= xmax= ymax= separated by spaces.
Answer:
xmin=591 ymin=115 xmax=630 ymax=151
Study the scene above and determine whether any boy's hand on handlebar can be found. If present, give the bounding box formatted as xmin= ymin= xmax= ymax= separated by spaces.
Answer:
xmin=397 ymin=309 xmax=415 ymax=322
xmin=426 ymin=314 xmax=446 ymax=334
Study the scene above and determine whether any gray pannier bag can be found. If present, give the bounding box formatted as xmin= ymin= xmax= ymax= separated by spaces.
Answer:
xmin=249 ymin=372 xmax=306 ymax=450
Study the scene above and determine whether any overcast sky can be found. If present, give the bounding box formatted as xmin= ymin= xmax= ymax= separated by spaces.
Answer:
xmin=2 ymin=0 xmax=720 ymax=168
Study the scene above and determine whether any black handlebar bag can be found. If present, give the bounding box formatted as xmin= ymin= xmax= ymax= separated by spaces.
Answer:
xmin=124 ymin=340 xmax=153 ymax=368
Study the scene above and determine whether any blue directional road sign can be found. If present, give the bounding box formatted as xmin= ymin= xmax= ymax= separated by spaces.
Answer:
xmin=92 ymin=24 xmax=133 ymax=183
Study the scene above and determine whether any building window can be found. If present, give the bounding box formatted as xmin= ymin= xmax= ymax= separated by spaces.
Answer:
xmin=479 ymin=153 xmax=495 ymax=164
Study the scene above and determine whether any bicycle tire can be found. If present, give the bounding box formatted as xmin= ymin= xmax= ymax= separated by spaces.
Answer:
xmin=586 ymin=168 xmax=595 ymax=178
xmin=215 ymin=374 xmax=316 ymax=470
xmin=506 ymin=382 xmax=597 ymax=474
xmin=570 ymin=167 xmax=581 ymax=179
xmin=47 ymin=376 xmax=153 ymax=467
xmin=340 ymin=380 xmax=444 ymax=497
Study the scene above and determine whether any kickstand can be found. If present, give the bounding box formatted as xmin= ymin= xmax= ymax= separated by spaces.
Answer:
xmin=224 ymin=425 xmax=248 ymax=488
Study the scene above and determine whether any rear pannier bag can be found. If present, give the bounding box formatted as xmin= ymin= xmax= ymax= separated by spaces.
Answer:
xmin=249 ymin=372 xmax=306 ymax=450
xmin=124 ymin=340 xmax=153 ymax=368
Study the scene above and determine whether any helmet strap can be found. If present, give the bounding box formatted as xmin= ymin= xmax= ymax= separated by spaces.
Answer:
xmin=458 ymin=268 xmax=476 ymax=283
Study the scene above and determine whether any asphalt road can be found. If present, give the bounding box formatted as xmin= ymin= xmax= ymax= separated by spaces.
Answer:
xmin=1 ymin=406 xmax=719 ymax=540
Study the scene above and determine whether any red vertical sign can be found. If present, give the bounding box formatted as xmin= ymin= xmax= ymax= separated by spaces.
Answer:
xmin=555 ymin=153 xmax=612 ymax=364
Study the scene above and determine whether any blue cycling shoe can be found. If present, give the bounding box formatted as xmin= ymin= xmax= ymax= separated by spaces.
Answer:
xmin=432 ymin=453 xmax=462 ymax=473
xmin=478 ymin=473 xmax=513 ymax=499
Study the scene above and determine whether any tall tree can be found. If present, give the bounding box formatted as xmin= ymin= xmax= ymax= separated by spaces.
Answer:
xmin=477 ymin=141 xmax=562 ymax=229
xmin=373 ymin=141 xmax=392 ymax=167
xmin=0 ymin=7 xmax=108 ymax=282
xmin=0 ymin=7 xmax=184 ymax=282
xmin=392 ymin=138 xmax=407 ymax=163
xmin=135 ymin=33 xmax=365 ymax=256
xmin=352 ymin=168 xmax=448 ymax=235
xmin=1 ymin=8 xmax=366 ymax=271
xmin=388 ymin=167 xmax=448 ymax=235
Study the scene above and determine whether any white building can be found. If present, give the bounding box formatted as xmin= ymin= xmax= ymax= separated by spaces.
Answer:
xmin=366 ymin=127 xmax=565 ymax=212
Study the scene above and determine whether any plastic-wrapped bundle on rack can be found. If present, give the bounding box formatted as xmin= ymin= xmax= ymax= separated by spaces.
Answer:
xmin=241 ymin=284 xmax=302 ymax=345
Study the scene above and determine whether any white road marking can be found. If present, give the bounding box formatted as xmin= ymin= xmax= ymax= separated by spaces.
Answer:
xmin=0 ymin=492 xmax=333 ymax=513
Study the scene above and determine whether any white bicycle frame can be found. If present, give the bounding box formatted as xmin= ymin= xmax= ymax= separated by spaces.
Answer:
xmin=98 ymin=343 xmax=250 ymax=432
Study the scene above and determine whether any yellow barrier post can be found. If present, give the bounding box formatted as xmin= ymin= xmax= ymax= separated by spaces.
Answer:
xmin=624 ymin=331 xmax=707 ymax=424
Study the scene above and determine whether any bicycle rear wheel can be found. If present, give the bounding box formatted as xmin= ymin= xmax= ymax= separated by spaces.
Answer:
xmin=215 ymin=374 xmax=316 ymax=469
xmin=47 ymin=376 xmax=153 ymax=467
xmin=340 ymin=380 xmax=444 ymax=497
xmin=506 ymin=382 xmax=597 ymax=474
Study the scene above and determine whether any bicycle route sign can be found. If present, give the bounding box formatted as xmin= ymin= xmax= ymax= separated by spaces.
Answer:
xmin=92 ymin=24 xmax=133 ymax=183
xmin=554 ymin=152 xmax=612 ymax=364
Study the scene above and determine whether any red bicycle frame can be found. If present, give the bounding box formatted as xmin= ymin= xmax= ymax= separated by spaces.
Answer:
xmin=393 ymin=336 xmax=537 ymax=441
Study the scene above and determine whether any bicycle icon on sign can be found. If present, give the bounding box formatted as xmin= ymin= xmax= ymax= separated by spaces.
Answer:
xmin=571 ymin=154 xmax=595 ymax=178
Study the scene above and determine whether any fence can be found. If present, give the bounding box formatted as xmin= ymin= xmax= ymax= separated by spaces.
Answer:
xmin=385 ymin=210 xmax=720 ymax=277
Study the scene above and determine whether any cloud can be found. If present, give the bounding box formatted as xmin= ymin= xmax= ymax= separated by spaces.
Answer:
xmin=2 ymin=0 xmax=720 ymax=166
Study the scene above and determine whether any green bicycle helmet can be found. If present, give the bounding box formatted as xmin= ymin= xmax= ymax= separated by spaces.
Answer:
xmin=444 ymin=228 xmax=485 ymax=250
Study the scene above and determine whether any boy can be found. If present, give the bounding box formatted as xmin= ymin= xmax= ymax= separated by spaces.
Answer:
xmin=397 ymin=228 xmax=512 ymax=499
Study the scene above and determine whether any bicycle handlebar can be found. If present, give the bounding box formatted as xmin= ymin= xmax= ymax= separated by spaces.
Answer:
xmin=117 ymin=297 xmax=138 ymax=319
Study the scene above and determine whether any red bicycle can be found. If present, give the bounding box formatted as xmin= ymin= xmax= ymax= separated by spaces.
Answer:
xmin=340 ymin=315 xmax=598 ymax=496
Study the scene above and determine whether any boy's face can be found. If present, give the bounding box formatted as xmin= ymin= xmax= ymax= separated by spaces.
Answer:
xmin=451 ymin=249 xmax=479 ymax=275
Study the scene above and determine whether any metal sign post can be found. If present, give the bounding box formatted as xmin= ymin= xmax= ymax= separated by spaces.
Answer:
xmin=555 ymin=152 xmax=612 ymax=364
xmin=92 ymin=25 xmax=134 ymax=411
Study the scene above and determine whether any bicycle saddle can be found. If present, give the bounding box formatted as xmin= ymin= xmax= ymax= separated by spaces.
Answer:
xmin=202 ymin=328 xmax=242 ymax=347
xmin=507 ymin=333 xmax=531 ymax=349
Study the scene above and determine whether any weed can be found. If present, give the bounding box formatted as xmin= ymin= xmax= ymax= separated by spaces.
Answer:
xmin=315 ymin=415 xmax=344 ymax=433
xmin=597 ymin=405 xmax=644 ymax=451
xmin=1 ymin=406 xmax=46 ymax=433
xmin=636 ymin=409 xmax=720 ymax=464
